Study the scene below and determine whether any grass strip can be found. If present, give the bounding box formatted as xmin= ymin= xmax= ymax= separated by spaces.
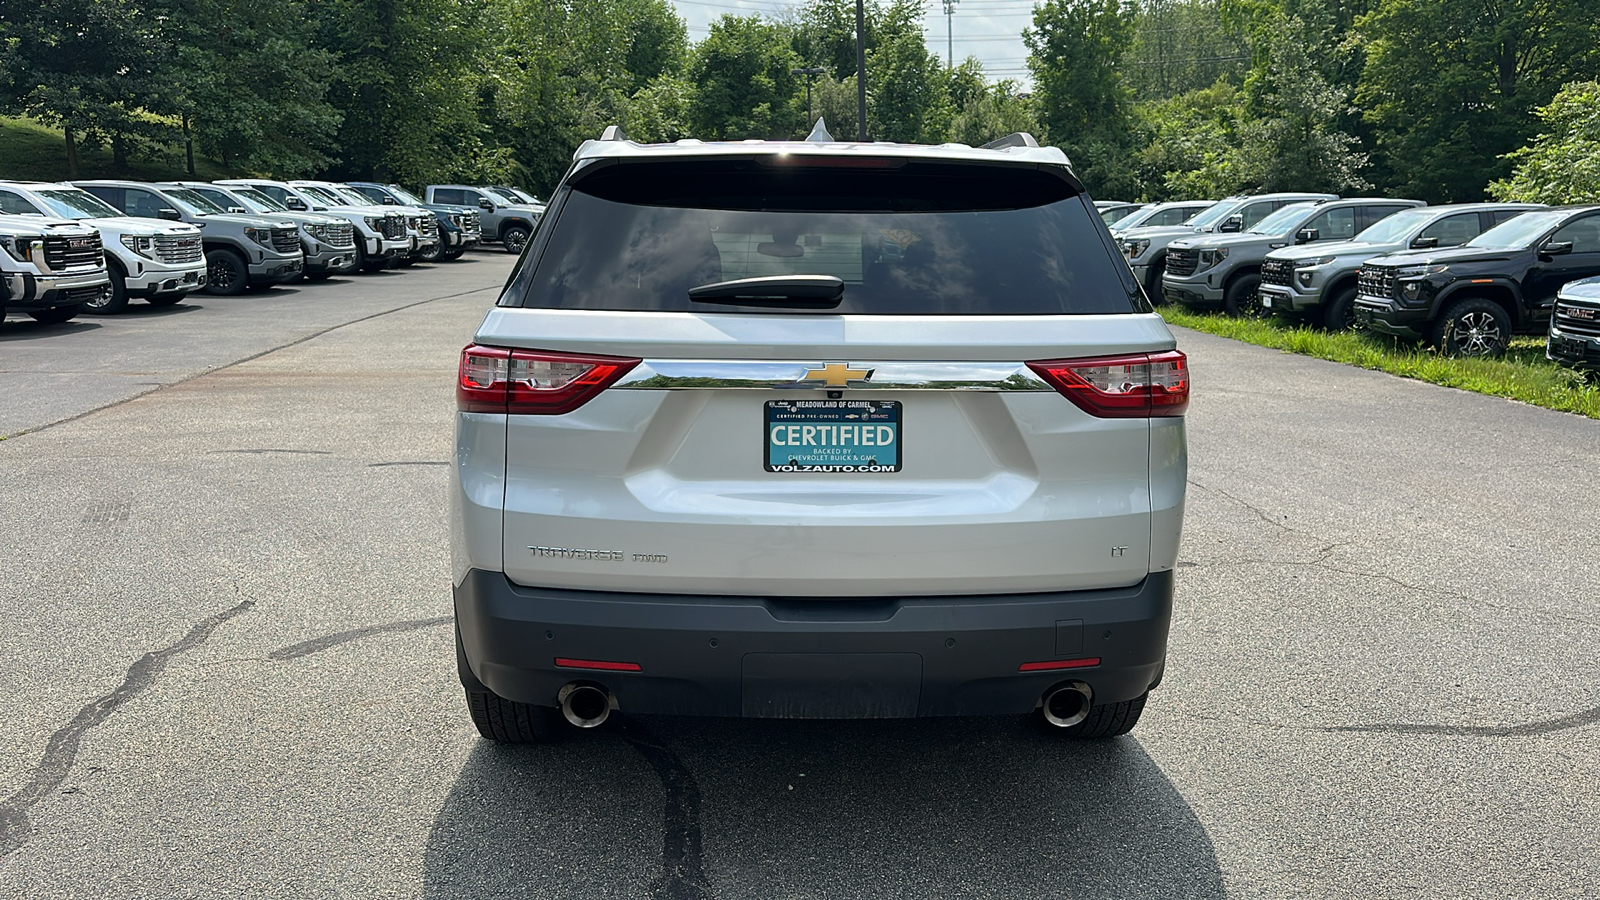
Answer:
xmin=1160 ymin=308 xmax=1600 ymax=420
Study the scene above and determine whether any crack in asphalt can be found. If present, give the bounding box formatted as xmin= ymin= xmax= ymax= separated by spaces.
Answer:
xmin=267 ymin=616 xmax=453 ymax=661
xmin=0 ymin=600 xmax=255 ymax=859
xmin=1329 ymin=703 xmax=1600 ymax=737
xmin=367 ymin=461 xmax=449 ymax=467
xmin=611 ymin=717 xmax=713 ymax=900
xmin=266 ymin=617 xmax=714 ymax=898
xmin=210 ymin=448 xmax=333 ymax=456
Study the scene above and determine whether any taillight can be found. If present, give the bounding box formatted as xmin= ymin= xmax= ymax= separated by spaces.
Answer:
xmin=1026 ymin=350 xmax=1189 ymax=418
xmin=456 ymin=344 xmax=640 ymax=415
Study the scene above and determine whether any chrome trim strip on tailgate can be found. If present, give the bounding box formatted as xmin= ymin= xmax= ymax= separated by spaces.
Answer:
xmin=612 ymin=360 xmax=1053 ymax=391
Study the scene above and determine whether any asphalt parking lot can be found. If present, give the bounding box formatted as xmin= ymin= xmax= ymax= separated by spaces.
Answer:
xmin=2 ymin=251 xmax=1597 ymax=898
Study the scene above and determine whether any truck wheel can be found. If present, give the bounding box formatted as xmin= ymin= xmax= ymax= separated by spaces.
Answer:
xmin=29 ymin=304 xmax=82 ymax=324
xmin=1223 ymin=273 xmax=1262 ymax=317
xmin=1322 ymin=286 xmax=1360 ymax=331
xmin=205 ymin=248 xmax=250 ymax=295
xmin=85 ymin=263 xmax=130 ymax=315
xmin=418 ymin=239 xmax=443 ymax=263
xmin=458 ymin=626 xmax=561 ymax=743
xmin=1145 ymin=259 xmax=1167 ymax=304
xmin=502 ymin=225 xmax=530 ymax=255
xmin=1039 ymin=691 xmax=1148 ymax=739
xmin=1432 ymin=297 xmax=1512 ymax=358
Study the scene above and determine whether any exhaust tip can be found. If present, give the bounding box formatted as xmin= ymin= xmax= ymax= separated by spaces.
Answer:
xmin=558 ymin=683 xmax=614 ymax=728
xmin=1041 ymin=681 xmax=1093 ymax=729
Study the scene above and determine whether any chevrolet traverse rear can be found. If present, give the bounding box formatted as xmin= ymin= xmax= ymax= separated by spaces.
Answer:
xmin=451 ymin=128 xmax=1189 ymax=741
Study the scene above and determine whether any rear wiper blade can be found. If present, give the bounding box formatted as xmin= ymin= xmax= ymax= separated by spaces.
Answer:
xmin=688 ymin=275 xmax=844 ymax=309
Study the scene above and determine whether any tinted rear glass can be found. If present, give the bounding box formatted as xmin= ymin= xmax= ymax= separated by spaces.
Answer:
xmin=515 ymin=160 xmax=1140 ymax=315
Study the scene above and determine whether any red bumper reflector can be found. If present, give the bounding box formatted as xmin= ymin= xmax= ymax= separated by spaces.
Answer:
xmin=1018 ymin=658 xmax=1101 ymax=672
xmin=555 ymin=658 xmax=642 ymax=672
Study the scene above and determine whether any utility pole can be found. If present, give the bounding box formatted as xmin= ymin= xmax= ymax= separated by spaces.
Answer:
xmin=944 ymin=0 xmax=959 ymax=68
xmin=855 ymin=0 xmax=868 ymax=140
xmin=792 ymin=67 xmax=826 ymax=130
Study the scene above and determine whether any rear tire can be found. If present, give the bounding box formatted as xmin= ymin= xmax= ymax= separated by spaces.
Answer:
xmin=1041 ymin=692 xmax=1148 ymax=739
xmin=29 ymin=304 xmax=82 ymax=324
xmin=1431 ymin=296 xmax=1512 ymax=358
xmin=1223 ymin=273 xmax=1262 ymax=317
xmin=458 ymin=625 xmax=561 ymax=743
xmin=204 ymin=248 xmax=249 ymax=295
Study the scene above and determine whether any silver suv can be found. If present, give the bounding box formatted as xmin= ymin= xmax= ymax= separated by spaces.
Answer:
xmin=451 ymin=128 xmax=1190 ymax=742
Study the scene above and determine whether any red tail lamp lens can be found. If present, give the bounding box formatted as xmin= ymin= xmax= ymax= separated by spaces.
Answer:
xmin=555 ymin=658 xmax=643 ymax=672
xmin=1026 ymin=350 xmax=1189 ymax=418
xmin=457 ymin=345 xmax=640 ymax=415
xmin=1018 ymin=658 xmax=1102 ymax=672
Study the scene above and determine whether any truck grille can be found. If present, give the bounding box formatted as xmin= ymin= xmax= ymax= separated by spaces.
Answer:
xmin=1553 ymin=302 xmax=1600 ymax=338
xmin=154 ymin=235 xmax=203 ymax=265
xmin=415 ymin=215 xmax=438 ymax=240
xmin=326 ymin=222 xmax=356 ymax=249
xmin=381 ymin=215 xmax=406 ymax=240
xmin=1165 ymin=247 xmax=1197 ymax=277
xmin=452 ymin=212 xmax=482 ymax=237
xmin=268 ymin=226 xmax=298 ymax=254
xmin=1357 ymin=264 xmax=1396 ymax=300
xmin=1261 ymin=258 xmax=1294 ymax=287
xmin=42 ymin=233 xmax=103 ymax=270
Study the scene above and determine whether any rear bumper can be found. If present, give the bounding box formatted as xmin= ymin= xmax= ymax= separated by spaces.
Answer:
xmin=455 ymin=568 xmax=1172 ymax=718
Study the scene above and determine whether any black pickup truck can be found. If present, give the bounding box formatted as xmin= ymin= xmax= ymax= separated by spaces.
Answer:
xmin=1355 ymin=205 xmax=1600 ymax=357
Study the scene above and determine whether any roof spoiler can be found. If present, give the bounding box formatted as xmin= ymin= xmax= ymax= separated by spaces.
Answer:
xmin=981 ymin=132 xmax=1040 ymax=151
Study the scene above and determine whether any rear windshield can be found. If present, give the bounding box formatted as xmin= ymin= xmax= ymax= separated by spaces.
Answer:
xmin=514 ymin=160 xmax=1140 ymax=315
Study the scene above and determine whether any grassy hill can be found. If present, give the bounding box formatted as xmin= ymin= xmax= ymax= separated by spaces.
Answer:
xmin=0 ymin=116 xmax=242 ymax=183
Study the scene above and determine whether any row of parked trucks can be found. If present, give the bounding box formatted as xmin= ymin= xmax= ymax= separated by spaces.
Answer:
xmin=1103 ymin=193 xmax=1600 ymax=363
xmin=0 ymin=180 xmax=546 ymax=323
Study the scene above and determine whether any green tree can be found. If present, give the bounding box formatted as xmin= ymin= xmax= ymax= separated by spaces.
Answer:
xmin=1489 ymin=82 xmax=1600 ymax=204
xmin=1357 ymin=0 xmax=1600 ymax=201
xmin=161 ymin=0 xmax=341 ymax=176
xmin=1237 ymin=20 xmax=1369 ymax=192
xmin=625 ymin=75 xmax=696 ymax=143
xmin=866 ymin=31 xmax=951 ymax=142
xmin=1131 ymin=81 xmax=1248 ymax=198
xmin=317 ymin=0 xmax=492 ymax=184
xmin=1026 ymin=0 xmax=1140 ymax=196
xmin=1 ymin=0 xmax=172 ymax=177
xmin=687 ymin=16 xmax=802 ymax=140
xmin=1124 ymin=0 xmax=1249 ymax=100
xmin=791 ymin=0 xmax=923 ymax=80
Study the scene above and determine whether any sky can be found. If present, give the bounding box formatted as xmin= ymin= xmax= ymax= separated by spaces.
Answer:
xmin=667 ymin=0 xmax=1037 ymax=86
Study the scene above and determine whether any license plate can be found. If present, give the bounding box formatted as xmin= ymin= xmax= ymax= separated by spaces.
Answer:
xmin=765 ymin=399 xmax=900 ymax=473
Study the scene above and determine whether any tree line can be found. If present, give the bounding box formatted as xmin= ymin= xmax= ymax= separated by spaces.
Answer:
xmin=1 ymin=0 xmax=1597 ymax=203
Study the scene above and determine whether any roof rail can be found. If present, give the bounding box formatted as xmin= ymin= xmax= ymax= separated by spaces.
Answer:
xmin=981 ymin=132 xmax=1040 ymax=151
xmin=805 ymin=118 xmax=835 ymax=143
xmin=599 ymin=125 xmax=628 ymax=142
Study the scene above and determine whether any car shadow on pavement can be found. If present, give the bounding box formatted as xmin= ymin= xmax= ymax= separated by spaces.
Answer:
xmin=422 ymin=714 xmax=1224 ymax=900
xmin=0 ymin=319 xmax=103 ymax=341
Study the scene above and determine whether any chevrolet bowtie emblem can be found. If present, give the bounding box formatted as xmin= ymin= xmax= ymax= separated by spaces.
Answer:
xmin=801 ymin=363 xmax=873 ymax=387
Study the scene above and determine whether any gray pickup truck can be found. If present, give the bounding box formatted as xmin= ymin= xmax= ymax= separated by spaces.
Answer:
xmin=1163 ymin=197 xmax=1424 ymax=315
xmin=174 ymin=182 xmax=358 ymax=281
xmin=74 ymin=181 xmax=303 ymax=293
xmin=1119 ymin=193 xmax=1338 ymax=296
xmin=0 ymin=213 xmax=110 ymax=324
xmin=1259 ymin=203 xmax=1543 ymax=329
xmin=424 ymin=185 xmax=542 ymax=254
